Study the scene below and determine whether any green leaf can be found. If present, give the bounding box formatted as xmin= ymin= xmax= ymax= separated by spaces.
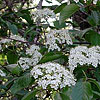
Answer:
xmin=87 ymin=11 xmax=100 ymax=26
xmin=97 ymin=0 xmax=100 ymax=6
xmin=84 ymin=30 xmax=100 ymax=45
xmin=54 ymin=93 xmax=63 ymax=100
xmin=86 ymin=0 xmax=92 ymax=5
xmin=0 ymin=85 xmax=7 ymax=90
xmin=54 ymin=3 xmax=67 ymax=14
xmin=88 ymin=78 xmax=100 ymax=91
xmin=79 ymin=0 xmax=85 ymax=4
xmin=60 ymin=86 xmax=71 ymax=100
xmin=10 ymin=74 xmax=32 ymax=94
xmin=39 ymin=52 xmax=63 ymax=63
xmin=54 ymin=87 xmax=71 ymax=100
xmin=80 ymin=28 xmax=92 ymax=38
xmin=16 ymin=90 xmax=28 ymax=96
xmin=94 ymin=67 xmax=100 ymax=81
xmin=6 ymin=21 xmax=18 ymax=35
xmin=54 ymin=20 xmax=66 ymax=29
xmin=11 ymin=66 xmax=22 ymax=75
xmin=59 ymin=4 xmax=79 ymax=24
xmin=22 ymin=90 xmax=37 ymax=100
xmin=5 ymin=78 xmax=16 ymax=89
xmin=0 ymin=17 xmax=6 ymax=25
xmin=7 ymin=51 xmax=18 ymax=64
xmin=71 ymin=81 xmax=93 ymax=100
xmin=17 ymin=10 xmax=33 ymax=25
xmin=92 ymin=91 xmax=100 ymax=98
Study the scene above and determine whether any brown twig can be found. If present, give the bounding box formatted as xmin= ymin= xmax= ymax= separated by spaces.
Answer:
xmin=73 ymin=41 xmax=91 ymax=45
xmin=0 ymin=6 xmax=7 ymax=10
xmin=1 ymin=37 xmax=43 ymax=46
xmin=37 ymin=0 xmax=43 ymax=9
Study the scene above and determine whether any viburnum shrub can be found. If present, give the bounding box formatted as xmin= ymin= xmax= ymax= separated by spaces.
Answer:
xmin=0 ymin=0 xmax=100 ymax=100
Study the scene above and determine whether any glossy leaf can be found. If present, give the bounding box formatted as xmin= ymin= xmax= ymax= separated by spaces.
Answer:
xmin=6 ymin=21 xmax=18 ymax=35
xmin=85 ymin=30 xmax=100 ymax=45
xmin=88 ymin=78 xmax=100 ymax=91
xmin=11 ymin=66 xmax=22 ymax=75
xmin=54 ymin=3 xmax=67 ymax=14
xmin=22 ymin=90 xmax=37 ymax=100
xmin=71 ymin=81 xmax=93 ymax=100
xmin=39 ymin=52 xmax=63 ymax=63
xmin=17 ymin=10 xmax=33 ymax=25
xmin=54 ymin=20 xmax=66 ymax=29
xmin=54 ymin=87 xmax=71 ymax=100
xmin=93 ymin=91 xmax=100 ymax=98
xmin=59 ymin=4 xmax=79 ymax=24
xmin=7 ymin=51 xmax=18 ymax=64
xmin=87 ymin=11 xmax=100 ymax=26
xmin=10 ymin=74 xmax=32 ymax=94
xmin=54 ymin=93 xmax=63 ymax=100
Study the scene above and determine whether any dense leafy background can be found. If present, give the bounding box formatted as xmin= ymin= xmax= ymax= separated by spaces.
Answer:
xmin=0 ymin=0 xmax=100 ymax=100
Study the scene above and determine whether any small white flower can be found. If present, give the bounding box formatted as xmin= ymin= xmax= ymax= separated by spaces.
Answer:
xmin=31 ymin=62 xmax=76 ymax=90
xmin=31 ymin=8 xmax=56 ymax=21
xmin=18 ymin=57 xmax=30 ymax=70
xmin=26 ymin=45 xmax=40 ymax=56
xmin=18 ymin=45 xmax=42 ymax=70
xmin=68 ymin=46 xmax=100 ymax=71
xmin=45 ymin=29 xmax=72 ymax=51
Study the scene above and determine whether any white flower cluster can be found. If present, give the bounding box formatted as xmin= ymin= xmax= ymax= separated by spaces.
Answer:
xmin=18 ymin=57 xmax=31 ymax=70
xmin=45 ymin=29 xmax=73 ymax=51
xmin=31 ymin=8 xmax=56 ymax=21
xmin=26 ymin=44 xmax=40 ymax=55
xmin=18 ymin=45 xmax=42 ymax=70
xmin=68 ymin=46 xmax=100 ymax=71
xmin=0 ymin=69 xmax=6 ymax=77
xmin=31 ymin=62 xmax=76 ymax=90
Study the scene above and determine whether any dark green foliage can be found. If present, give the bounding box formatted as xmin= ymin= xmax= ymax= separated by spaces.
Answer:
xmin=0 ymin=0 xmax=100 ymax=100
